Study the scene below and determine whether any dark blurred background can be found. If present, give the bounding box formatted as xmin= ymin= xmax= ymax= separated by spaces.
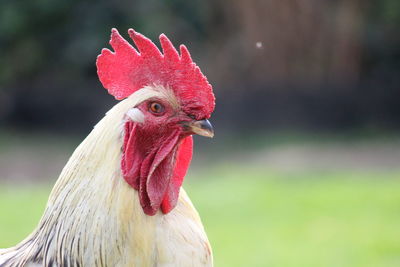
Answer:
xmin=1 ymin=0 xmax=399 ymax=135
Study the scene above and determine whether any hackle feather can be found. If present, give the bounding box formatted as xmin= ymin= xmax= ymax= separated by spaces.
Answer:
xmin=0 ymin=87 xmax=212 ymax=267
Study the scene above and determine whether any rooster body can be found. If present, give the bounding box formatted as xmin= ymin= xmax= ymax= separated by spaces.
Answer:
xmin=1 ymin=29 xmax=215 ymax=267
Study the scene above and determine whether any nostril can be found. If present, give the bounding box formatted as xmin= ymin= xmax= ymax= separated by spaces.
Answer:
xmin=179 ymin=121 xmax=191 ymax=131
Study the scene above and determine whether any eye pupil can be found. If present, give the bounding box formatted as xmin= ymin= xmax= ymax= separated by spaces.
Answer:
xmin=149 ymin=102 xmax=164 ymax=114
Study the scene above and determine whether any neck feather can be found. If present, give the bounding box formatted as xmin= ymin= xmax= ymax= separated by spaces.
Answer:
xmin=6 ymin=88 xmax=166 ymax=266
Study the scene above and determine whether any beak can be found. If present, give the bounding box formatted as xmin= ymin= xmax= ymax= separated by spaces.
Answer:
xmin=187 ymin=119 xmax=214 ymax=138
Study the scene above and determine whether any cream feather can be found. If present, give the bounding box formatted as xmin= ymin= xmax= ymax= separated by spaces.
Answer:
xmin=0 ymin=87 xmax=212 ymax=267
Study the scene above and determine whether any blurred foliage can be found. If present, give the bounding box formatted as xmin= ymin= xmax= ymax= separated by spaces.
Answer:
xmin=0 ymin=0 xmax=399 ymax=133
xmin=2 ymin=167 xmax=400 ymax=266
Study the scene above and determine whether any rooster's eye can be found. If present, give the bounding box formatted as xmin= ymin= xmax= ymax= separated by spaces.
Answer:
xmin=149 ymin=102 xmax=165 ymax=115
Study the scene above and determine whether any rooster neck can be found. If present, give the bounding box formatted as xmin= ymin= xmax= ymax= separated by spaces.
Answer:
xmin=2 ymin=88 xmax=212 ymax=266
xmin=35 ymin=88 xmax=163 ymax=265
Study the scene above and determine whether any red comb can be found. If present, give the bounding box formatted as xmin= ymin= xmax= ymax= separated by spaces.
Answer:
xmin=96 ymin=28 xmax=215 ymax=119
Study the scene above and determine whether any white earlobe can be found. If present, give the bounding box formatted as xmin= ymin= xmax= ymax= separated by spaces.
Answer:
xmin=126 ymin=108 xmax=145 ymax=123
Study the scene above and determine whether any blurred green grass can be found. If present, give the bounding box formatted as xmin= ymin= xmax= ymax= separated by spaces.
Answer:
xmin=1 ymin=167 xmax=400 ymax=267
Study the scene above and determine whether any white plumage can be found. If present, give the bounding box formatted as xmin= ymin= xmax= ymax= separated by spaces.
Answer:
xmin=0 ymin=87 xmax=212 ymax=267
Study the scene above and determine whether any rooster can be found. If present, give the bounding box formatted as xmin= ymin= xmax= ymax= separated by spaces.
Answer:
xmin=0 ymin=28 xmax=215 ymax=267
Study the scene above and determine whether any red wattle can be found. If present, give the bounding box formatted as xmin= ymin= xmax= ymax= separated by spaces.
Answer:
xmin=161 ymin=136 xmax=193 ymax=213
xmin=121 ymin=122 xmax=141 ymax=189
xmin=139 ymin=131 xmax=180 ymax=215
xmin=121 ymin=121 xmax=193 ymax=216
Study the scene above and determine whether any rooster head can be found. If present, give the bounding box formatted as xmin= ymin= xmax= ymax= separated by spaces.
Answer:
xmin=96 ymin=29 xmax=215 ymax=215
